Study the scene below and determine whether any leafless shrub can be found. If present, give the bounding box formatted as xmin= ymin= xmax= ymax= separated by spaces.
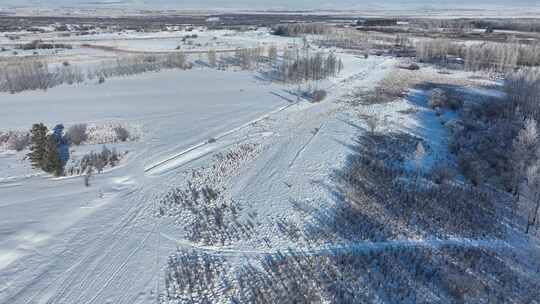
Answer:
xmin=65 ymin=145 xmax=122 ymax=176
xmin=276 ymin=51 xmax=343 ymax=84
xmin=207 ymin=49 xmax=217 ymax=67
xmin=162 ymin=249 xmax=229 ymax=303
xmin=310 ymin=89 xmax=327 ymax=102
xmin=158 ymin=143 xmax=261 ymax=246
xmin=365 ymin=115 xmax=380 ymax=134
xmin=88 ymin=52 xmax=191 ymax=81
xmin=113 ymin=126 xmax=130 ymax=142
xmin=84 ymin=169 xmax=92 ymax=187
xmin=67 ymin=124 xmax=87 ymax=145
xmin=54 ymin=64 xmax=84 ymax=85
xmin=0 ymin=51 xmax=189 ymax=94
xmin=0 ymin=130 xmax=30 ymax=151
xmin=429 ymin=88 xmax=447 ymax=108
xmin=400 ymin=62 xmax=420 ymax=70
xmin=267 ymin=44 xmax=278 ymax=62
xmin=430 ymin=162 xmax=457 ymax=185
xmin=159 ymin=182 xmax=253 ymax=245
xmin=450 ymin=69 xmax=539 ymax=189
xmin=312 ymin=131 xmax=502 ymax=241
xmin=162 ymin=245 xmax=539 ymax=303
xmin=0 ymin=60 xmax=52 ymax=93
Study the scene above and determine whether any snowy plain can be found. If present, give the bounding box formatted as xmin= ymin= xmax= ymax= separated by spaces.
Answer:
xmin=0 ymin=23 xmax=539 ymax=302
xmin=0 ymin=39 xmax=398 ymax=302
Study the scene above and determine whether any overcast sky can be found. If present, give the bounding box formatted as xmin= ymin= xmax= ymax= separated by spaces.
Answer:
xmin=0 ymin=0 xmax=537 ymax=10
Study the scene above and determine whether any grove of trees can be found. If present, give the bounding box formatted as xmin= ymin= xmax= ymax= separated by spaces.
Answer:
xmin=447 ymin=67 xmax=540 ymax=233
xmin=27 ymin=123 xmax=68 ymax=176
xmin=415 ymin=39 xmax=540 ymax=71
xmin=0 ymin=52 xmax=192 ymax=94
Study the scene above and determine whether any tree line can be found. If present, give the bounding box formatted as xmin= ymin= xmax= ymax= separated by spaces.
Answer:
xmin=276 ymin=49 xmax=343 ymax=84
xmin=0 ymin=52 xmax=192 ymax=94
xmin=415 ymin=39 xmax=540 ymax=71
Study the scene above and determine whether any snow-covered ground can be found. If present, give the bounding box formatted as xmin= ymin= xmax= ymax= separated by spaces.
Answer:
xmin=1 ymin=25 xmax=538 ymax=302
xmin=0 ymin=28 xmax=301 ymax=66
xmin=0 ymin=44 xmax=390 ymax=302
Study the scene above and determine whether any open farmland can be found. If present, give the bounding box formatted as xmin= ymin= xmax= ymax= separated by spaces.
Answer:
xmin=1 ymin=7 xmax=539 ymax=304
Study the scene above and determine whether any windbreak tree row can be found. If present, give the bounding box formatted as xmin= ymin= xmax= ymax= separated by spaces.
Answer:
xmin=0 ymin=52 xmax=191 ymax=94
xmin=415 ymin=39 xmax=540 ymax=71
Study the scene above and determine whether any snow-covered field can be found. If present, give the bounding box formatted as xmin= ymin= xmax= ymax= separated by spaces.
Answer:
xmin=0 ymin=28 xmax=300 ymax=66
xmin=0 ymin=36 xmax=386 ymax=301
xmin=1 ymin=25 xmax=539 ymax=303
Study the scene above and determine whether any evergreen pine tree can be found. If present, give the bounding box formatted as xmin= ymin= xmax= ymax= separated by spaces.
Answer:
xmin=43 ymin=134 xmax=64 ymax=176
xmin=27 ymin=123 xmax=48 ymax=169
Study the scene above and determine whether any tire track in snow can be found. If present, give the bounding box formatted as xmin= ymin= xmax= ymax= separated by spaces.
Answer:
xmin=19 ymin=187 xmax=150 ymax=304
xmin=83 ymin=225 xmax=157 ymax=304
xmin=143 ymin=58 xmax=390 ymax=176
xmin=288 ymin=124 xmax=323 ymax=168
xmin=160 ymin=232 xmax=512 ymax=258
xmin=144 ymin=102 xmax=294 ymax=175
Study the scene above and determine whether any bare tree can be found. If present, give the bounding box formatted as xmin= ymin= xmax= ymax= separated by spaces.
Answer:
xmin=526 ymin=164 xmax=540 ymax=234
xmin=414 ymin=142 xmax=426 ymax=176
xmin=365 ymin=115 xmax=379 ymax=134
xmin=84 ymin=167 xmax=92 ymax=187
xmin=207 ymin=49 xmax=217 ymax=67
xmin=67 ymin=124 xmax=88 ymax=145
xmin=268 ymin=44 xmax=278 ymax=64
xmin=511 ymin=118 xmax=539 ymax=222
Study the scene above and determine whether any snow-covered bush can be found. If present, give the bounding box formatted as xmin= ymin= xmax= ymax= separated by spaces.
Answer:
xmin=65 ymin=145 xmax=122 ymax=176
xmin=85 ymin=123 xmax=140 ymax=144
xmin=0 ymin=130 xmax=30 ymax=151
